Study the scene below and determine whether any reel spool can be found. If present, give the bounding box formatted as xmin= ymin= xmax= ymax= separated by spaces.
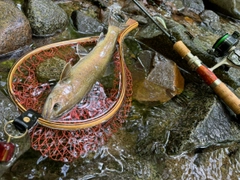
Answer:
xmin=212 ymin=31 xmax=240 ymax=57
xmin=208 ymin=31 xmax=240 ymax=71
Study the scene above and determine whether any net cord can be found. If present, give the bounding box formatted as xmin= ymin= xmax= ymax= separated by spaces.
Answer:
xmin=8 ymin=19 xmax=139 ymax=131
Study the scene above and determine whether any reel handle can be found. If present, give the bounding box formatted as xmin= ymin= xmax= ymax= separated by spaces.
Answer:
xmin=173 ymin=41 xmax=240 ymax=115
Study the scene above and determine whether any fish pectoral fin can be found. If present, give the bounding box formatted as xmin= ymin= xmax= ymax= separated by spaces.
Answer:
xmin=60 ymin=62 xmax=72 ymax=81
xmin=76 ymin=44 xmax=88 ymax=60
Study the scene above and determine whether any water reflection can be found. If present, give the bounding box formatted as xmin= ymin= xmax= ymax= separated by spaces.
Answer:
xmin=164 ymin=145 xmax=240 ymax=179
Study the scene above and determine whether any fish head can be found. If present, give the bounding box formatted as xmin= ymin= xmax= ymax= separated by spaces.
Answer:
xmin=41 ymin=82 xmax=73 ymax=120
xmin=42 ymin=61 xmax=75 ymax=120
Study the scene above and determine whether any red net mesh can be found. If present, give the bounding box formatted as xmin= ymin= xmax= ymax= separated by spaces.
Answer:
xmin=8 ymin=39 xmax=133 ymax=162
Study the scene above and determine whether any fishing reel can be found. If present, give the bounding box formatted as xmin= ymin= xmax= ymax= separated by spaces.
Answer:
xmin=208 ymin=31 xmax=240 ymax=71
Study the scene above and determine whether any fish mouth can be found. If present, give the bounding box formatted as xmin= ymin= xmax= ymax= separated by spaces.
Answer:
xmin=42 ymin=98 xmax=63 ymax=120
xmin=41 ymin=107 xmax=50 ymax=120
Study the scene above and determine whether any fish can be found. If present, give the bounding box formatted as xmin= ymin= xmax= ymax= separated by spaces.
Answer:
xmin=41 ymin=10 xmax=130 ymax=120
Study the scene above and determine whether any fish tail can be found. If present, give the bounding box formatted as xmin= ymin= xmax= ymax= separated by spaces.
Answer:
xmin=108 ymin=9 xmax=128 ymax=30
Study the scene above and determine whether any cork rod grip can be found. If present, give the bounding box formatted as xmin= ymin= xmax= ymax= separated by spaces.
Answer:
xmin=195 ymin=65 xmax=240 ymax=114
xmin=173 ymin=40 xmax=240 ymax=115
xmin=173 ymin=41 xmax=190 ymax=58
xmin=213 ymin=82 xmax=240 ymax=114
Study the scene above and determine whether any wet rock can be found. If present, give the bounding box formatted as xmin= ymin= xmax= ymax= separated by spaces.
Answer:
xmin=168 ymin=0 xmax=185 ymax=13
xmin=131 ymin=15 xmax=148 ymax=25
xmin=136 ymin=17 xmax=165 ymax=38
xmin=227 ymin=67 xmax=240 ymax=87
xmin=167 ymin=19 xmax=212 ymax=59
xmin=137 ymin=26 xmax=160 ymax=39
xmin=0 ymin=60 xmax=16 ymax=91
xmin=182 ymin=0 xmax=205 ymax=14
xmin=0 ymin=0 xmax=14 ymax=5
xmin=208 ymin=0 xmax=240 ymax=19
xmin=135 ymin=82 xmax=239 ymax=157
xmin=0 ymin=1 xmax=31 ymax=55
xmin=26 ymin=0 xmax=68 ymax=36
xmin=162 ymin=142 xmax=240 ymax=179
xmin=135 ymin=50 xmax=154 ymax=75
xmin=121 ymin=0 xmax=145 ymax=15
xmin=133 ymin=52 xmax=184 ymax=103
xmin=90 ymin=0 xmax=108 ymax=9
xmin=71 ymin=10 xmax=105 ymax=34
xmin=190 ymin=100 xmax=240 ymax=148
xmin=200 ymin=10 xmax=221 ymax=31
xmin=36 ymin=57 xmax=66 ymax=83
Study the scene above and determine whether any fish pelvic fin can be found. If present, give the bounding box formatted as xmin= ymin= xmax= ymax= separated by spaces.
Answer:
xmin=60 ymin=62 xmax=72 ymax=81
xmin=76 ymin=43 xmax=88 ymax=60
xmin=108 ymin=9 xmax=128 ymax=30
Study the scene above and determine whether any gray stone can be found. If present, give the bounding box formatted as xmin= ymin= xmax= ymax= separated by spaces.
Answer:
xmin=162 ymin=142 xmax=240 ymax=179
xmin=36 ymin=57 xmax=66 ymax=83
xmin=136 ymin=18 xmax=164 ymax=38
xmin=26 ymin=0 xmax=68 ymax=36
xmin=190 ymin=100 xmax=240 ymax=148
xmin=209 ymin=0 xmax=240 ymax=19
xmin=182 ymin=0 xmax=205 ymax=14
xmin=131 ymin=15 xmax=148 ymax=25
xmin=71 ymin=10 xmax=104 ymax=34
xmin=0 ymin=1 xmax=32 ymax=55
xmin=135 ymin=83 xmax=240 ymax=156
xmin=200 ymin=10 xmax=221 ymax=31
xmin=133 ymin=52 xmax=184 ymax=103
xmin=0 ymin=0 xmax=14 ymax=5
xmin=136 ymin=50 xmax=154 ymax=74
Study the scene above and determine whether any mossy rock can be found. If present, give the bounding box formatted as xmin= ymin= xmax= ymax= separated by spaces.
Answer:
xmin=26 ymin=0 xmax=68 ymax=36
xmin=36 ymin=57 xmax=66 ymax=82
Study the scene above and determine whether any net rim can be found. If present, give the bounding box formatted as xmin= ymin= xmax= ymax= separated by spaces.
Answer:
xmin=7 ymin=37 xmax=127 ymax=130
xmin=7 ymin=19 xmax=138 ymax=131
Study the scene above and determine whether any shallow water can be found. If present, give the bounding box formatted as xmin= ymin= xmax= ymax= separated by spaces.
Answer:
xmin=1 ymin=57 xmax=240 ymax=179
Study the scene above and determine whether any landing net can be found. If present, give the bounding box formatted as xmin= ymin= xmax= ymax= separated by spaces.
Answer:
xmin=8 ymin=37 xmax=133 ymax=162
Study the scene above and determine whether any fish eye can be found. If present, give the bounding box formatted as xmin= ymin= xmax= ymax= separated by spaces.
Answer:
xmin=53 ymin=103 xmax=60 ymax=111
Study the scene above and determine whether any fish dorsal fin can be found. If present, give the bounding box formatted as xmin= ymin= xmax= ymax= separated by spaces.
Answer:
xmin=60 ymin=62 xmax=72 ymax=81
xmin=76 ymin=44 xmax=88 ymax=60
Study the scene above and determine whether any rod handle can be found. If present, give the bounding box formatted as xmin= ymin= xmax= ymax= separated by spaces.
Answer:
xmin=213 ymin=82 xmax=240 ymax=114
xmin=173 ymin=40 xmax=190 ymax=58
xmin=197 ymin=65 xmax=240 ymax=114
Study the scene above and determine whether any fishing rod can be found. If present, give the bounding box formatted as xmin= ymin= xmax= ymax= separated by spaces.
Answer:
xmin=132 ymin=0 xmax=240 ymax=119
